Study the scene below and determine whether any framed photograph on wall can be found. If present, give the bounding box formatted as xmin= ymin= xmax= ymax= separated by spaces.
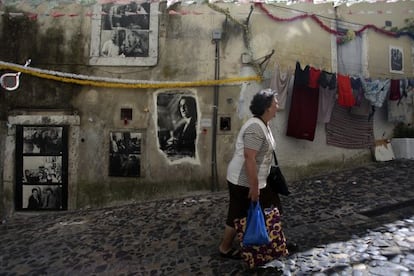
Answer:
xmin=22 ymin=185 xmax=63 ymax=210
xmin=15 ymin=125 xmax=68 ymax=211
xmin=389 ymin=46 xmax=404 ymax=74
xmin=23 ymin=126 xmax=63 ymax=154
xmin=109 ymin=131 xmax=141 ymax=177
xmin=89 ymin=1 xmax=159 ymax=66
xmin=23 ymin=156 xmax=62 ymax=184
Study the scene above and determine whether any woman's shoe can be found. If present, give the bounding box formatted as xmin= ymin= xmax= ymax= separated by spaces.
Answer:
xmin=287 ymin=242 xmax=299 ymax=253
xmin=219 ymin=248 xmax=242 ymax=260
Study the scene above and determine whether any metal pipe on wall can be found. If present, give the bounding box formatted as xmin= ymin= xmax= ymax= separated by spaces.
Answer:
xmin=211 ymin=30 xmax=222 ymax=192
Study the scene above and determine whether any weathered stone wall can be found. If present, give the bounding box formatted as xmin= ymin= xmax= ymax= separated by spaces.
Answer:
xmin=0 ymin=1 xmax=412 ymax=216
xmin=0 ymin=122 xmax=6 ymax=219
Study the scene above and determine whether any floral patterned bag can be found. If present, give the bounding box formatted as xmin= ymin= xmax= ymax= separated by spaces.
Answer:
xmin=234 ymin=206 xmax=288 ymax=269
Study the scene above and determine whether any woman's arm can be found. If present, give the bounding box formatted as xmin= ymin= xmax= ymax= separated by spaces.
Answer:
xmin=244 ymin=147 xmax=259 ymax=202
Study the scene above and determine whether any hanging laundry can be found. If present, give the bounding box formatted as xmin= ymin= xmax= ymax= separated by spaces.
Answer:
xmin=363 ymin=78 xmax=391 ymax=120
xmin=362 ymin=78 xmax=391 ymax=108
xmin=351 ymin=77 xmax=364 ymax=107
xmin=269 ymin=64 xmax=293 ymax=110
xmin=389 ymin=79 xmax=401 ymax=101
xmin=399 ymin=79 xmax=414 ymax=104
xmin=388 ymin=79 xmax=414 ymax=125
xmin=308 ymin=67 xmax=321 ymax=89
xmin=350 ymin=77 xmax=371 ymax=117
xmin=317 ymin=71 xmax=337 ymax=123
xmin=286 ymin=62 xmax=319 ymax=141
xmin=337 ymin=74 xmax=356 ymax=107
xmin=326 ymin=104 xmax=375 ymax=149
xmin=399 ymin=79 xmax=409 ymax=101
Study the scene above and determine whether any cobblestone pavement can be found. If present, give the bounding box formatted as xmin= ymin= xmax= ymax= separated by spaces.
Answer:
xmin=1 ymin=159 xmax=413 ymax=276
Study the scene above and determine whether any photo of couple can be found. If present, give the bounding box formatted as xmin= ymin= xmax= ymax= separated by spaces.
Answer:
xmin=101 ymin=29 xmax=149 ymax=58
xmin=100 ymin=1 xmax=150 ymax=58
xmin=23 ymin=185 xmax=62 ymax=210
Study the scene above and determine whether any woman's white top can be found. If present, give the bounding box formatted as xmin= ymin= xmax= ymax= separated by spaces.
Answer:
xmin=226 ymin=117 xmax=276 ymax=189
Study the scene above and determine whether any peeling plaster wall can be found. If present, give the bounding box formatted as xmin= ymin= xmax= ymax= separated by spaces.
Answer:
xmin=0 ymin=123 xmax=6 ymax=219
xmin=0 ymin=1 xmax=413 ymax=215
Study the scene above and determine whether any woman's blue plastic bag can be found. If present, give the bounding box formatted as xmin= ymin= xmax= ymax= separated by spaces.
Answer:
xmin=242 ymin=201 xmax=270 ymax=246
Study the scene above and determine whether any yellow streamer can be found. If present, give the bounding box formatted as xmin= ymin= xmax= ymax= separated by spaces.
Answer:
xmin=0 ymin=64 xmax=262 ymax=89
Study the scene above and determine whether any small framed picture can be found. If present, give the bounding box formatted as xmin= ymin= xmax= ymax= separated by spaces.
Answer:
xmin=22 ymin=185 xmax=63 ymax=210
xmin=389 ymin=46 xmax=404 ymax=74
xmin=23 ymin=126 xmax=63 ymax=154
xmin=23 ymin=156 xmax=62 ymax=184
xmin=109 ymin=132 xmax=141 ymax=177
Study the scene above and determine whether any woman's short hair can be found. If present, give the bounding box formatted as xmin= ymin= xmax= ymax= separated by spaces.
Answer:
xmin=249 ymin=88 xmax=277 ymax=116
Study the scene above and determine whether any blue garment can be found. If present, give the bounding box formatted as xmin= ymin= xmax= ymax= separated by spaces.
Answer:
xmin=362 ymin=79 xmax=390 ymax=108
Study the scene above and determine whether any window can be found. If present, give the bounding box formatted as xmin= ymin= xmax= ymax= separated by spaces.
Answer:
xmin=332 ymin=21 xmax=368 ymax=77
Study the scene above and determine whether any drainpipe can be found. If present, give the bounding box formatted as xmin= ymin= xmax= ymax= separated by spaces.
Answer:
xmin=334 ymin=5 xmax=340 ymax=74
xmin=211 ymin=29 xmax=222 ymax=192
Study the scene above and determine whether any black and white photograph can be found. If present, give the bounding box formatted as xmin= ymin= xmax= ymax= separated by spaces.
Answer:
xmin=100 ymin=29 xmax=149 ymax=58
xmin=157 ymin=92 xmax=198 ymax=160
xmin=23 ymin=156 xmax=62 ymax=184
xmin=109 ymin=132 xmax=141 ymax=177
xmin=389 ymin=46 xmax=404 ymax=74
xmin=89 ymin=1 xmax=158 ymax=66
xmin=23 ymin=126 xmax=63 ymax=154
xmin=22 ymin=185 xmax=62 ymax=210
xmin=102 ymin=2 xmax=150 ymax=30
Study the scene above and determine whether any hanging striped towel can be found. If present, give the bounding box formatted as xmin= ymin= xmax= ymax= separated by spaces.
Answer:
xmin=326 ymin=104 xmax=375 ymax=149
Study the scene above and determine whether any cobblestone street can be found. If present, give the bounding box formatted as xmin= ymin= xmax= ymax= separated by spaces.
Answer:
xmin=1 ymin=159 xmax=413 ymax=275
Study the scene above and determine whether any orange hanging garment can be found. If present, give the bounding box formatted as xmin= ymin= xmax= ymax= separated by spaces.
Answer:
xmin=337 ymin=74 xmax=355 ymax=107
